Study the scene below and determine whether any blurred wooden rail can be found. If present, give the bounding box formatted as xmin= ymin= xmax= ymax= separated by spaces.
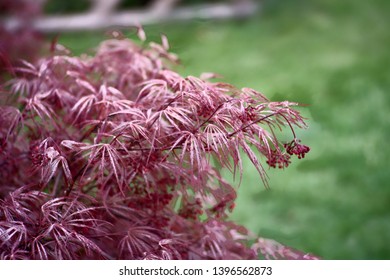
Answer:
xmin=2 ymin=0 xmax=259 ymax=33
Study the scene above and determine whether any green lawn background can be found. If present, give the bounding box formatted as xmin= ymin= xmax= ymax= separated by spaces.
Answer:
xmin=58 ymin=0 xmax=390 ymax=259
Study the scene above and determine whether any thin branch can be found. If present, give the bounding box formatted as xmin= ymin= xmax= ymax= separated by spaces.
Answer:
xmin=195 ymin=99 xmax=235 ymax=132
xmin=228 ymin=112 xmax=278 ymax=138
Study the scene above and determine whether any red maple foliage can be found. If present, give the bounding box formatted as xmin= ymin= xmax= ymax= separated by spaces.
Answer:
xmin=0 ymin=30 xmax=315 ymax=260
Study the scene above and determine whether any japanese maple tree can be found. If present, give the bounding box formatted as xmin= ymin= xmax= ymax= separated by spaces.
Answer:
xmin=0 ymin=30 xmax=315 ymax=260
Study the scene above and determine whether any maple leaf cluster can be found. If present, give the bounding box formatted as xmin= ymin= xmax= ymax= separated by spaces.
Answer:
xmin=0 ymin=31 xmax=314 ymax=260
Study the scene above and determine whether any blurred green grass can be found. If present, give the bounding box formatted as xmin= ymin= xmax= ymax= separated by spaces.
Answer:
xmin=57 ymin=0 xmax=390 ymax=259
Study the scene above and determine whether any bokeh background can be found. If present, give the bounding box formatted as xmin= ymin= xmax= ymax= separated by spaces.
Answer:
xmin=3 ymin=0 xmax=390 ymax=259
